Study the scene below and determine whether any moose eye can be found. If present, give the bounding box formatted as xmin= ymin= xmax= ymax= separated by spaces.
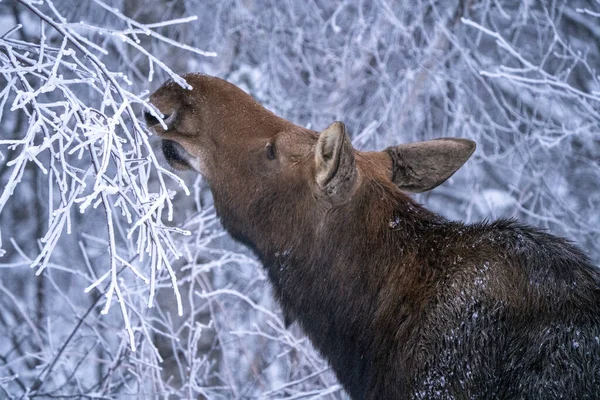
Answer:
xmin=266 ymin=142 xmax=276 ymax=160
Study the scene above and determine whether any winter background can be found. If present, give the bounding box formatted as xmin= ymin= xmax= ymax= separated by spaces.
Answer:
xmin=0 ymin=0 xmax=599 ymax=398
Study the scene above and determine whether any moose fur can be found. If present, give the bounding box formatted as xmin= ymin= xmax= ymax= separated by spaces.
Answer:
xmin=146 ymin=74 xmax=600 ymax=399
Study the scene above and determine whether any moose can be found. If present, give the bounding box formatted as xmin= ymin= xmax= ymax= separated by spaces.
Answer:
xmin=146 ymin=74 xmax=600 ymax=399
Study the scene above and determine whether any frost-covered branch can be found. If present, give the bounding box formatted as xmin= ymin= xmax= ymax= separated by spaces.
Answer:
xmin=0 ymin=0 xmax=215 ymax=350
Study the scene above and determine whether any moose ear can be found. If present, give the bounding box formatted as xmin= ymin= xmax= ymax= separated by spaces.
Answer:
xmin=315 ymin=121 xmax=357 ymax=201
xmin=387 ymin=138 xmax=475 ymax=193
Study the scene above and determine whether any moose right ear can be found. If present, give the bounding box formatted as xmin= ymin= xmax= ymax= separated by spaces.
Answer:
xmin=387 ymin=138 xmax=475 ymax=193
xmin=315 ymin=121 xmax=357 ymax=202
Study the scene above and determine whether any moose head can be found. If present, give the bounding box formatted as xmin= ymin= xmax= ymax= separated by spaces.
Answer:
xmin=145 ymin=74 xmax=474 ymax=250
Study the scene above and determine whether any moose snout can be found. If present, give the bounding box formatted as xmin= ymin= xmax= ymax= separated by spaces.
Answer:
xmin=161 ymin=139 xmax=192 ymax=170
xmin=143 ymin=110 xmax=172 ymax=128
xmin=144 ymin=110 xmax=160 ymax=127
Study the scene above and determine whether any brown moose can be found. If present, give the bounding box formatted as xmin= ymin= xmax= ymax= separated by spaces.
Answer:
xmin=146 ymin=74 xmax=600 ymax=399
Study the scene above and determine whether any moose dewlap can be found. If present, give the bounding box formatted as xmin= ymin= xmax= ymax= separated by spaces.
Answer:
xmin=146 ymin=74 xmax=600 ymax=399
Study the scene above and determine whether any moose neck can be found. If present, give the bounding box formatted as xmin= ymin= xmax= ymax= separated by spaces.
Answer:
xmin=213 ymin=168 xmax=442 ymax=397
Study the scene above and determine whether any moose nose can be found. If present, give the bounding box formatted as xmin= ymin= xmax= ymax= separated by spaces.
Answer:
xmin=143 ymin=110 xmax=171 ymax=127
xmin=144 ymin=111 xmax=160 ymax=127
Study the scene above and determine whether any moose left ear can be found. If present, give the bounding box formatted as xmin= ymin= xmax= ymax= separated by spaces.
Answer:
xmin=387 ymin=138 xmax=476 ymax=193
xmin=315 ymin=121 xmax=357 ymax=202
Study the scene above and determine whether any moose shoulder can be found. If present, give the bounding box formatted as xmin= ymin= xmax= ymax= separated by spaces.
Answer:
xmin=146 ymin=74 xmax=600 ymax=399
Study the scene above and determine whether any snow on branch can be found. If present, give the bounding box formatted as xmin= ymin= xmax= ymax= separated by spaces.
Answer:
xmin=0 ymin=0 xmax=215 ymax=350
xmin=461 ymin=17 xmax=600 ymax=107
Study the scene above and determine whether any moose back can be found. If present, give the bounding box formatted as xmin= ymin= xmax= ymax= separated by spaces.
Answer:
xmin=146 ymin=74 xmax=600 ymax=399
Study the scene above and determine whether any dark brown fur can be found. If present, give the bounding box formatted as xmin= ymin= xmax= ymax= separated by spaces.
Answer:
xmin=147 ymin=74 xmax=600 ymax=399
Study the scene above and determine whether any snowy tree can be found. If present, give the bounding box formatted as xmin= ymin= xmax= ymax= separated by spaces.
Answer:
xmin=0 ymin=0 xmax=598 ymax=398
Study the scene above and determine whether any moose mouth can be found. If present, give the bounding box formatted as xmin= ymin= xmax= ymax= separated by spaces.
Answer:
xmin=162 ymin=139 xmax=193 ymax=170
